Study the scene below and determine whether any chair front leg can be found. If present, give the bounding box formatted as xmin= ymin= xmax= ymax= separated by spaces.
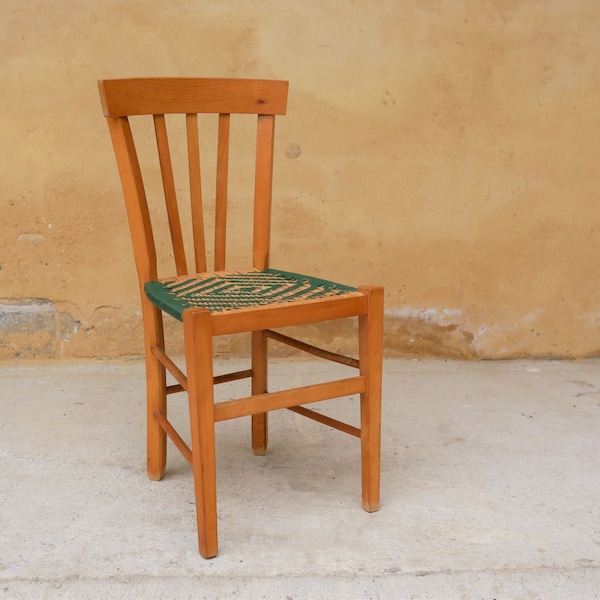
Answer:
xmin=183 ymin=308 xmax=218 ymax=558
xmin=142 ymin=297 xmax=167 ymax=481
xmin=251 ymin=330 xmax=269 ymax=456
xmin=358 ymin=286 xmax=384 ymax=512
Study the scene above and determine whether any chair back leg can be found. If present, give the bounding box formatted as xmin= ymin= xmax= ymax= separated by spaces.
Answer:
xmin=251 ymin=330 xmax=269 ymax=455
xmin=142 ymin=298 xmax=168 ymax=481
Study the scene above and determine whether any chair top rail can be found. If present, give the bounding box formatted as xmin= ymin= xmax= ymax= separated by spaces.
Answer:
xmin=99 ymin=77 xmax=289 ymax=117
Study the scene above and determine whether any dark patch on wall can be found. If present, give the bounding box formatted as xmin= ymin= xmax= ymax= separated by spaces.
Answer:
xmin=0 ymin=299 xmax=80 ymax=358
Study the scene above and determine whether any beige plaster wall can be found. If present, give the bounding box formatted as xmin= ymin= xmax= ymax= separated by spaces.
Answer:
xmin=1 ymin=0 xmax=600 ymax=360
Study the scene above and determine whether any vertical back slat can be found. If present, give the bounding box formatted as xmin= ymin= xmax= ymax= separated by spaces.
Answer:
xmin=253 ymin=115 xmax=276 ymax=270
xmin=186 ymin=113 xmax=207 ymax=273
xmin=153 ymin=114 xmax=188 ymax=276
xmin=214 ymin=113 xmax=231 ymax=271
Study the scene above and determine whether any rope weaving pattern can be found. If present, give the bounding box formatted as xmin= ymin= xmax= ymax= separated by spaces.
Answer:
xmin=145 ymin=268 xmax=360 ymax=321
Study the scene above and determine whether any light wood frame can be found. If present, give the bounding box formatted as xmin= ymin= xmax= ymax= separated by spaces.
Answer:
xmin=98 ymin=77 xmax=383 ymax=558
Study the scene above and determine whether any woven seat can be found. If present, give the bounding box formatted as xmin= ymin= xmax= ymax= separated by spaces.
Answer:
xmin=99 ymin=77 xmax=383 ymax=558
xmin=145 ymin=268 xmax=360 ymax=320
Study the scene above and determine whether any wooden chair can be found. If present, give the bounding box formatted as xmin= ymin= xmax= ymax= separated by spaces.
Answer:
xmin=98 ymin=78 xmax=383 ymax=558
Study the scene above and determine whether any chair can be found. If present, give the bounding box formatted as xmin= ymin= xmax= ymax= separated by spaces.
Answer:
xmin=98 ymin=77 xmax=383 ymax=558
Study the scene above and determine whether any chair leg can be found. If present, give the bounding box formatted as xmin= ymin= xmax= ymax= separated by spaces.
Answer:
xmin=358 ymin=286 xmax=384 ymax=512
xmin=183 ymin=308 xmax=218 ymax=558
xmin=251 ymin=330 xmax=269 ymax=456
xmin=142 ymin=298 xmax=167 ymax=481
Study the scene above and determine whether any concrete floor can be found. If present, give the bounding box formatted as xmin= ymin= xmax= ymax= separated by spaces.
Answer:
xmin=1 ymin=358 xmax=599 ymax=599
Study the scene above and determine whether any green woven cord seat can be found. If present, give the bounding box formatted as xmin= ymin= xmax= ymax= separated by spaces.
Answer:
xmin=144 ymin=268 xmax=359 ymax=321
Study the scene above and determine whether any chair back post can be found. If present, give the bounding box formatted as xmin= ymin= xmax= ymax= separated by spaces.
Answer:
xmin=105 ymin=115 xmax=158 ymax=284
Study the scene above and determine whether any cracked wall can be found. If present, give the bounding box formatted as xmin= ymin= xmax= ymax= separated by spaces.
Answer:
xmin=1 ymin=1 xmax=600 ymax=359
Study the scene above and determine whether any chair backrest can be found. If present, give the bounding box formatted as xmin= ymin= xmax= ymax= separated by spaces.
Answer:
xmin=98 ymin=77 xmax=289 ymax=284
